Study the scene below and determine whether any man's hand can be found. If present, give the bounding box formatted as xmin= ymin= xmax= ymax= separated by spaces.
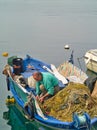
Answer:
xmin=36 ymin=95 xmax=40 ymax=100
xmin=36 ymin=93 xmax=51 ymax=103
xmin=39 ymin=96 xmax=45 ymax=103
xmin=36 ymin=95 xmax=44 ymax=103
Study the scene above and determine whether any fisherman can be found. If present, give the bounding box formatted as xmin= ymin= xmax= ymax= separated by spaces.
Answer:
xmin=33 ymin=71 xmax=60 ymax=103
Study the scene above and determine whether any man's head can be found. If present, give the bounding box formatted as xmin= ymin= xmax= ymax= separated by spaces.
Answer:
xmin=33 ymin=71 xmax=42 ymax=81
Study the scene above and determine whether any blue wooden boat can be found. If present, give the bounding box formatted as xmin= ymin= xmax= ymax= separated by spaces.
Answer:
xmin=2 ymin=55 xmax=97 ymax=130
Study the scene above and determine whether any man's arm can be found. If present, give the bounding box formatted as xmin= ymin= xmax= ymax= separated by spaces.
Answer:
xmin=39 ymin=92 xmax=51 ymax=103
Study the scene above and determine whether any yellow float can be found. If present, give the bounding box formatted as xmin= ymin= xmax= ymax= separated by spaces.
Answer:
xmin=2 ymin=52 xmax=9 ymax=57
xmin=6 ymin=97 xmax=15 ymax=104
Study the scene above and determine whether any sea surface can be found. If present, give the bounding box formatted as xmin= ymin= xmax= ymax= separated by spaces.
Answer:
xmin=0 ymin=0 xmax=97 ymax=130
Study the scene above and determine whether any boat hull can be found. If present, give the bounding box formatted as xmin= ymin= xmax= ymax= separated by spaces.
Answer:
xmin=8 ymin=77 xmax=78 ymax=130
xmin=84 ymin=49 xmax=97 ymax=73
xmin=8 ymin=77 xmax=97 ymax=130
xmin=3 ymin=55 xmax=97 ymax=130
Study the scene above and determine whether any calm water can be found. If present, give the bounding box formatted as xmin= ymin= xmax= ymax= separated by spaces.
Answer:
xmin=0 ymin=0 xmax=97 ymax=129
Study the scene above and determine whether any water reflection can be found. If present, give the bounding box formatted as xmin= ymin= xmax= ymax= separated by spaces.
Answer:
xmin=3 ymin=103 xmax=53 ymax=130
xmin=2 ymin=69 xmax=97 ymax=130
xmin=3 ymin=101 xmax=97 ymax=130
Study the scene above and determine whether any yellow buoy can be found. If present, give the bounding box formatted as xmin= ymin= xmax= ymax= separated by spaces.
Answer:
xmin=2 ymin=52 xmax=9 ymax=57
xmin=6 ymin=97 xmax=15 ymax=104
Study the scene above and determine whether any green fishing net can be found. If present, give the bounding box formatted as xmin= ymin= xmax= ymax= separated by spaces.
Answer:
xmin=39 ymin=83 xmax=97 ymax=122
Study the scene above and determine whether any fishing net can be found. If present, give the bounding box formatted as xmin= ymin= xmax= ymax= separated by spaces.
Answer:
xmin=57 ymin=62 xmax=88 ymax=83
xmin=39 ymin=83 xmax=97 ymax=122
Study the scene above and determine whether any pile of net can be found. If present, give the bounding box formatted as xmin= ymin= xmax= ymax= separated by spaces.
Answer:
xmin=39 ymin=83 xmax=97 ymax=122
xmin=57 ymin=62 xmax=88 ymax=83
